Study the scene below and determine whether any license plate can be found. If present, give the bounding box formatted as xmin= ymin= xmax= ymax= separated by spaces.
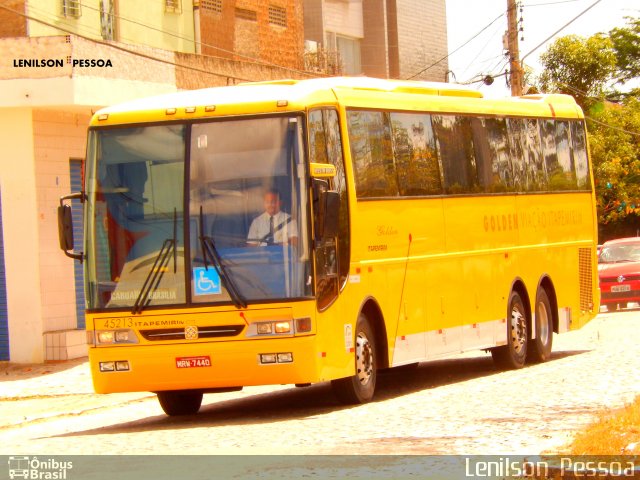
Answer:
xmin=611 ymin=285 xmax=631 ymax=293
xmin=175 ymin=356 xmax=211 ymax=368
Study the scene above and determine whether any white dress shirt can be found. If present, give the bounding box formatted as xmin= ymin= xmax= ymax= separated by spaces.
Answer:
xmin=247 ymin=211 xmax=298 ymax=246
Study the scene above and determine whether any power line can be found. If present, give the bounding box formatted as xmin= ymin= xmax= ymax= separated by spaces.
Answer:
xmin=520 ymin=0 xmax=603 ymax=63
xmin=586 ymin=115 xmax=640 ymax=137
xmin=549 ymin=81 xmax=640 ymax=137
xmin=459 ymin=20 xmax=506 ymax=79
xmin=525 ymin=0 xmax=585 ymax=7
xmin=405 ymin=11 xmax=506 ymax=80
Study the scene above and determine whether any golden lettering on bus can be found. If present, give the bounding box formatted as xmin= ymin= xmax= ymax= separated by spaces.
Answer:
xmin=376 ymin=225 xmax=398 ymax=236
xmin=518 ymin=209 xmax=583 ymax=231
xmin=484 ymin=213 xmax=519 ymax=233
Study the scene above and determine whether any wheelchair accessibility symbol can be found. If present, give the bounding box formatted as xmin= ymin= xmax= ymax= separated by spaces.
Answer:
xmin=193 ymin=267 xmax=222 ymax=295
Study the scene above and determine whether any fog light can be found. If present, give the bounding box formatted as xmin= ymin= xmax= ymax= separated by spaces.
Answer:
xmin=115 ymin=361 xmax=130 ymax=371
xmin=259 ymin=354 xmax=277 ymax=364
xmin=99 ymin=361 xmax=115 ymax=372
xmin=97 ymin=331 xmax=114 ymax=344
xmin=295 ymin=317 xmax=312 ymax=333
xmin=274 ymin=321 xmax=291 ymax=334
xmin=277 ymin=352 xmax=293 ymax=363
xmin=257 ymin=323 xmax=273 ymax=335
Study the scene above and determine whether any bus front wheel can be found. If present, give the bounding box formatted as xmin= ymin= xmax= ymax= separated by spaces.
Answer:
xmin=492 ymin=290 xmax=528 ymax=370
xmin=157 ymin=390 xmax=203 ymax=416
xmin=331 ymin=314 xmax=377 ymax=404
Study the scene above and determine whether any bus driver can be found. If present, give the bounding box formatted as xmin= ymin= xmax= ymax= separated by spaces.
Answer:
xmin=247 ymin=188 xmax=298 ymax=246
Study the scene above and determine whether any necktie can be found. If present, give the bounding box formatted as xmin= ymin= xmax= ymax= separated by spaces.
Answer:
xmin=268 ymin=216 xmax=274 ymax=243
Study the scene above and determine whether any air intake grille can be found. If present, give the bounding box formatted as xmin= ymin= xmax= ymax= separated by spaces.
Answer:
xmin=140 ymin=325 xmax=244 ymax=341
xmin=579 ymin=248 xmax=594 ymax=311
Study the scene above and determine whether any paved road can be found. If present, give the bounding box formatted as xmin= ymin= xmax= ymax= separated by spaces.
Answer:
xmin=1 ymin=310 xmax=639 ymax=457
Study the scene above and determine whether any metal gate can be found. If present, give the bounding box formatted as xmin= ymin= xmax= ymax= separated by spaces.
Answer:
xmin=70 ymin=160 xmax=85 ymax=329
xmin=0 ymin=189 xmax=9 ymax=360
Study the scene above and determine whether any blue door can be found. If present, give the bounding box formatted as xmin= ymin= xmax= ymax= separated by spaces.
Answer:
xmin=70 ymin=160 xmax=85 ymax=329
xmin=0 ymin=189 xmax=9 ymax=360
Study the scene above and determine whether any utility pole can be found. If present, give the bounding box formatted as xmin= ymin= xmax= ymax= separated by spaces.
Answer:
xmin=506 ymin=0 xmax=524 ymax=96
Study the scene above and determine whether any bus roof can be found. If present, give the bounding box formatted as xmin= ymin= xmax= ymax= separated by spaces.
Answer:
xmin=90 ymin=76 xmax=583 ymax=127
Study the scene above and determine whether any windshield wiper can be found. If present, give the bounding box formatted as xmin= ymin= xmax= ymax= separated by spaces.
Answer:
xmin=132 ymin=209 xmax=178 ymax=315
xmin=132 ymin=238 xmax=175 ymax=314
xmin=199 ymin=207 xmax=247 ymax=309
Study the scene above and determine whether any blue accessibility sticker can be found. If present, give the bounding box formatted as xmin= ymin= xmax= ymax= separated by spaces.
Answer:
xmin=193 ymin=267 xmax=222 ymax=295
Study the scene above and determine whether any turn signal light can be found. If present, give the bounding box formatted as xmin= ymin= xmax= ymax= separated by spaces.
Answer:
xmin=295 ymin=317 xmax=312 ymax=333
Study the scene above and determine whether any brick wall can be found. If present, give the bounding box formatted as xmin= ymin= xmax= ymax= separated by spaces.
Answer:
xmin=0 ymin=0 xmax=27 ymax=38
xmin=199 ymin=0 xmax=304 ymax=72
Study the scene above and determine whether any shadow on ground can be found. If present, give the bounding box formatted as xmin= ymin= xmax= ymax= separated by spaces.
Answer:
xmin=51 ymin=349 xmax=589 ymax=438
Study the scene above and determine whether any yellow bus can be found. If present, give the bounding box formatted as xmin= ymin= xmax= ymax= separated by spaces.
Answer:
xmin=58 ymin=77 xmax=599 ymax=415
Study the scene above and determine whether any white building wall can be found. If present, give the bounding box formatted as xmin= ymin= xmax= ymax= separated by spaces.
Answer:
xmin=0 ymin=108 xmax=44 ymax=363
xmin=323 ymin=0 xmax=364 ymax=40
xmin=395 ymin=0 xmax=448 ymax=81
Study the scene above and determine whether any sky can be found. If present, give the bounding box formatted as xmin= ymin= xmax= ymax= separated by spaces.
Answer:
xmin=444 ymin=0 xmax=639 ymax=97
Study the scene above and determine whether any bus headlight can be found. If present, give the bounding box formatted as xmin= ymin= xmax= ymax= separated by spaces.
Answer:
xmin=94 ymin=329 xmax=139 ymax=345
xmin=254 ymin=321 xmax=292 ymax=336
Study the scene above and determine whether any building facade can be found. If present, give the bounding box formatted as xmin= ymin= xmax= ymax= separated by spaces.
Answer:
xmin=303 ymin=0 xmax=448 ymax=81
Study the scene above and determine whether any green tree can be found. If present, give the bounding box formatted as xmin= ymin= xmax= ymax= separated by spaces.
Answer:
xmin=538 ymin=34 xmax=617 ymax=109
xmin=588 ymin=97 xmax=640 ymax=238
xmin=610 ymin=17 xmax=640 ymax=85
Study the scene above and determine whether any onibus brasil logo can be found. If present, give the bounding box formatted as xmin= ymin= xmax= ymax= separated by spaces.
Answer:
xmin=8 ymin=457 xmax=72 ymax=479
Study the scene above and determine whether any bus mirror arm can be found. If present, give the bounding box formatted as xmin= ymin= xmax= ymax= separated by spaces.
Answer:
xmin=57 ymin=192 xmax=85 ymax=262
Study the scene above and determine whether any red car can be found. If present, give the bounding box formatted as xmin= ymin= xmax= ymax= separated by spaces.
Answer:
xmin=598 ymin=237 xmax=640 ymax=311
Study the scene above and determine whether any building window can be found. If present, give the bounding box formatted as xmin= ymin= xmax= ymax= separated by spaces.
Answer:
xmin=235 ymin=7 xmax=257 ymax=21
xmin=336 ymin=35 xmax=361 ymax=75
xmin=268 ymin=5 xmax=286 ymax=27
xmin=165 ymin=0 xmax=182 ymax=13
xmin=201 ymin=0 xmax=222 ymax=13
xmin=100 ymin=0 xmax=116 ymax=40
xmin=62 ymin=0 xmax=81 ymax=18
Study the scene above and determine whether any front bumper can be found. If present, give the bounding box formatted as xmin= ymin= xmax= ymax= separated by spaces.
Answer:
xmin=89 ymin=335 xmax=320 ymax=393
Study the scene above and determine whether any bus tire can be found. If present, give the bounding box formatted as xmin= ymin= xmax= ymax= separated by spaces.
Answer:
xmin=331 ymin=314 xmax=377 ymax=404
xmin=157 ymin=390 xmax=203 ymax=416
xmin=527 ymin=288 xmax=553 ymax=363
xmin=492 ymin=290 xmax=528 ymax=370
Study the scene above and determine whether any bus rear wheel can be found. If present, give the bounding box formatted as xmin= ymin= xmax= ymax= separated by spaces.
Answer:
xmin=527 ymin=288 xmax=553 ymax=363
xmin=157 ymin=390 xmax=203 ymax=416
xmin=492 ymin=290 xmax=528 ymax=370
xmin=331 ymin=314 xmax=377 ymax=404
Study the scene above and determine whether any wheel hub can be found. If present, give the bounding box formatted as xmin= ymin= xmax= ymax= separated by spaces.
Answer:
xmin=510 ymin=306 xmax=527 ymax=354
xmin=355 ymin=332 xmax=373 ymax=385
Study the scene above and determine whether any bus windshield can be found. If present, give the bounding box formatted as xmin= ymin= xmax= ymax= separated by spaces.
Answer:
xmin=84 ymin=115 xmax=311 ymax=311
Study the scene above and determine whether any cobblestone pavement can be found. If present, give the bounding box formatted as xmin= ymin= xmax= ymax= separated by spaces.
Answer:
xmin=0 ymin=311 xmax=638 ymax=456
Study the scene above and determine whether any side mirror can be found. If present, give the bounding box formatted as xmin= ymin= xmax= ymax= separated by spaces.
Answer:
xmin=322 ymin=191 xmax=340 ymax=239
xmin=57 ymin=205 xmax=74 ymax=252
xmin=58 ymin=192 xmax=84 ymax=262
xmin=313 ymin=178 xmax=340 ymax=241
